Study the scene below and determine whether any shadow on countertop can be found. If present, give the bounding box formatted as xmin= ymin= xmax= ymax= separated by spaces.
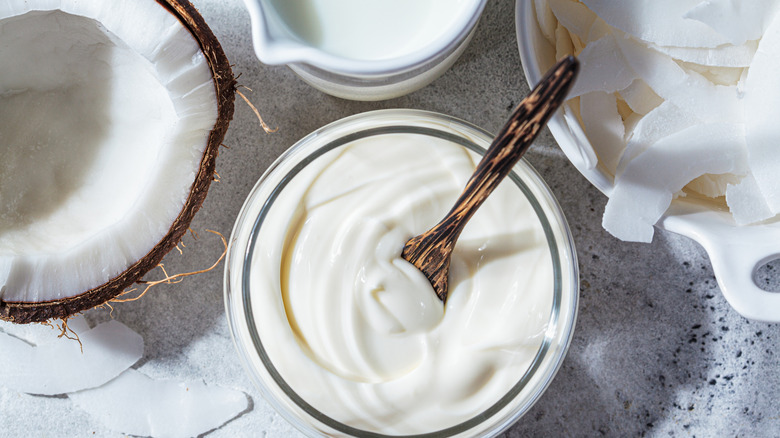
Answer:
xmin=503 ymin=149 xmax=780 ymax=437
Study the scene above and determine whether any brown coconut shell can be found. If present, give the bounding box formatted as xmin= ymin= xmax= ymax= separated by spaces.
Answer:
xmin=0 ymin=0 xmax=236 ymax=324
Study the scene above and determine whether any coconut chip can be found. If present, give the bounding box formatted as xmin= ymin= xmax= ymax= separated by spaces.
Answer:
xmin=726 ymin=173 xmax=775 ymax=225
xmin=617 ymin=101 xmax=700 ymax=178
xmin=687 ymin=173 xmax=742 ymax=199
xmin=580 ymin=91 xmax=625 ymax=175
xmin=68 ymin=369 xmax=249 ymax=438
xmin=0 ymin=314 xmax=89 ymax=346
xmin=568 ymin=33 xmax=637 ymax=98
xmin=534 ymin=0 xmax=558 ymax=43
xmin=604 ymin=123 xmax=748 ymax=242
xmin=649 ymin=40 xmax=758 ymax=68
xmin=548 ymin=0 xmax=597 ymax=42
xmin=744 ymin=11 xmax=780 ymax=214
xmin=615 ymin=34 xmax=742 ymax=123
xmin=580 ymin=0 xmax=730 ymax=48
xmin=684 ymin=0 xmax=780 ymax=46
xmin=0 ymin=320 xmax=142 ymax=395
xmin=618 ymin=79 xmax=663 ymax=116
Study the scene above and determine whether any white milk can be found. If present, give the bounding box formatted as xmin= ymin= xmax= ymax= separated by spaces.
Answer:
xmin=267 ymin=0 xmax=473 ymax=60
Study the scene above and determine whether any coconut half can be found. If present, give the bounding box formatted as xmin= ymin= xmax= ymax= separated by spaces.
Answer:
xmin=0 ymin=0 xmax=235 ymax=323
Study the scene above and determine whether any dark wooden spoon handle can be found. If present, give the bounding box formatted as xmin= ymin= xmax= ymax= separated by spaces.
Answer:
xmin=402 ymin=56 xmax=579 ymax=301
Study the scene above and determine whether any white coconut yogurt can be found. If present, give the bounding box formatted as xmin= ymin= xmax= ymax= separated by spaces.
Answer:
xmin=225 ymin=111 xmax=578 ymax=436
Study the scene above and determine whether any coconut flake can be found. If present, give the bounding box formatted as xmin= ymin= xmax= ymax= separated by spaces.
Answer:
xmin=649 ymin=40 xmax=757 ymax=68
xmin=685 ymin=64 xmax=746 ymax=87
xmin=604 ymin=123 xmax=747 ymax=242
xmin=618 ymin=79 xmax=663 ymax=115
xmin=684 ymin=0 xmax=780 ymax=46
xmin=0 ymin=320 xmax=142 ymax=395
xmin=0 ymin=314 xmax=90 ymax=345
xmin=726 ymin=173 xmax=775 ymax=225
xmin=744 ymin=12 xmax=780 ymax=213
xmin=569 ymin=33 xmax=637 ymax=98
xmin=534 ymin=0 xmax=558 ymax=43
xmin=554 ymin=23 xmax=575 ymax=60
xmin=687 ymin=173 xmax=742 ymax=198
xmin=580 ymin=91 xmax=625 ymax=175
xmin=69 ymin=369 xmax=249 ymax=438
xmin=615 ymin=34 xmax=742 ymax=123
xmin=580 ymin=0 xmax=730 ymax=48
xmin=617 ymin=101 xmax=700 ymax=178
xmin=548 ymin=0 xmax=597 ymax=41
xmin=585 ymin=17 xmax=612 ymax=43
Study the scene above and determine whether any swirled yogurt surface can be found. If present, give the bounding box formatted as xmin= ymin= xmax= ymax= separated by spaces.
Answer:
xmin=248 ymin=132 xmax=554 ymax=434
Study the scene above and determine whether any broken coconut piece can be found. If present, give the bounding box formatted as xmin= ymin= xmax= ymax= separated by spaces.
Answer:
xmin=615 ymin=34 xmax=742 ymax=123
xmin=726 ymin=173 xmax=775 ymax=225
xmin=687 ymin=173 xmax=742 ymax=199
xmin=684 ymin=0 xmax=780 ymax=46
xmin=555 ymin=22 xmax=576 ymax=60
xmin=603 ymin=123 xmax=748 ymax=242
xmin=618 ymin=79 xmax=663 ymax=116
xmin=683 ymin=63 xmax=746 ymax=87
xmin=69 ymin=369 xmax=248 ymax=438
xmin=0 ymin=0 xmax=235 ymax=324
xmin=548 ymin=0 xmax=597 ymax=42
xmin=649 ymin=40 xmax=758 ymax=68
xmin=617 ymin=101 xmax=700 ymax=178
xmin=0 ymin=314 xmax=90 ymax=347
xmin=580 ymin=91 xmax=625 ymax=175
xmin=580 ymin=0 xmax=730 ymax=48
xmin=744 ymin=11 xmax=780 ymax=214
xmin=534 ymin=0 xmax=557 ymax=43
xmin=568 ymin=33 xmax=637 ymax=98
xmin=0 ymin=320 xmax=142 ymax=395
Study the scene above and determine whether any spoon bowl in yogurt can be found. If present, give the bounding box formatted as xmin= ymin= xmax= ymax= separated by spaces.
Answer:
xmin=402 ymin=56 xmax=579 ymax=302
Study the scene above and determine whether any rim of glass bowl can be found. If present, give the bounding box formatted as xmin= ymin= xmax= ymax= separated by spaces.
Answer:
xmin=224 ymin=109 xmax=579 ymax=437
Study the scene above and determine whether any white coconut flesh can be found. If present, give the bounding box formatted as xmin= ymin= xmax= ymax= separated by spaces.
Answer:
xmin=0 ymin=2 xmax=221 ymax=311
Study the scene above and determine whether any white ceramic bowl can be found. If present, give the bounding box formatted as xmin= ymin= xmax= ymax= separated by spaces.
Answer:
xmin=515 ymin=0 xmax=780 ymax=322
xmin=224 ymin=109 xmax=579 ymax=436
xmin=242 ymin=0 xmax=486 ymax=101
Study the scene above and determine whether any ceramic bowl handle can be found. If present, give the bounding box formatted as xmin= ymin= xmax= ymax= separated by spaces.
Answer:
xmin=662 ymin=206 xmax=780 ymax=322
xmin=703 ymin=229 xmax=780 ymax=322
xmin=707 ymin=236 xmax=780 ymax=322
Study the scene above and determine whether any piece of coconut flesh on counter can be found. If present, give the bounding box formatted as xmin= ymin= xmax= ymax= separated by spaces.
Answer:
xmin=69 ymin=369 xmax=249 ymax=438
xmin=0 ymin=0 xmax=235 ymax=324
xmin=0 ymin=319 xmax=143 ymax=395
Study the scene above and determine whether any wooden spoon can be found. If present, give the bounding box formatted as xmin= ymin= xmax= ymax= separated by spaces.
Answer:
xmin=401 ymin=55 xmax=579 ymax=302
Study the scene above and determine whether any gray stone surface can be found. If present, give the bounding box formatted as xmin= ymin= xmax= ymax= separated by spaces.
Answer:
xmin=1 ymin=0 xmax=779 ymax=437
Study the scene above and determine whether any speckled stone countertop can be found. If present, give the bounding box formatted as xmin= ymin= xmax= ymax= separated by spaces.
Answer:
xmin=1 ymin=0 xmax=778 ymax=437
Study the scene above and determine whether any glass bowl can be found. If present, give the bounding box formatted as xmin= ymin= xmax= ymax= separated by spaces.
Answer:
xmin=224 ymin=109 xmax=579 ymax=436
